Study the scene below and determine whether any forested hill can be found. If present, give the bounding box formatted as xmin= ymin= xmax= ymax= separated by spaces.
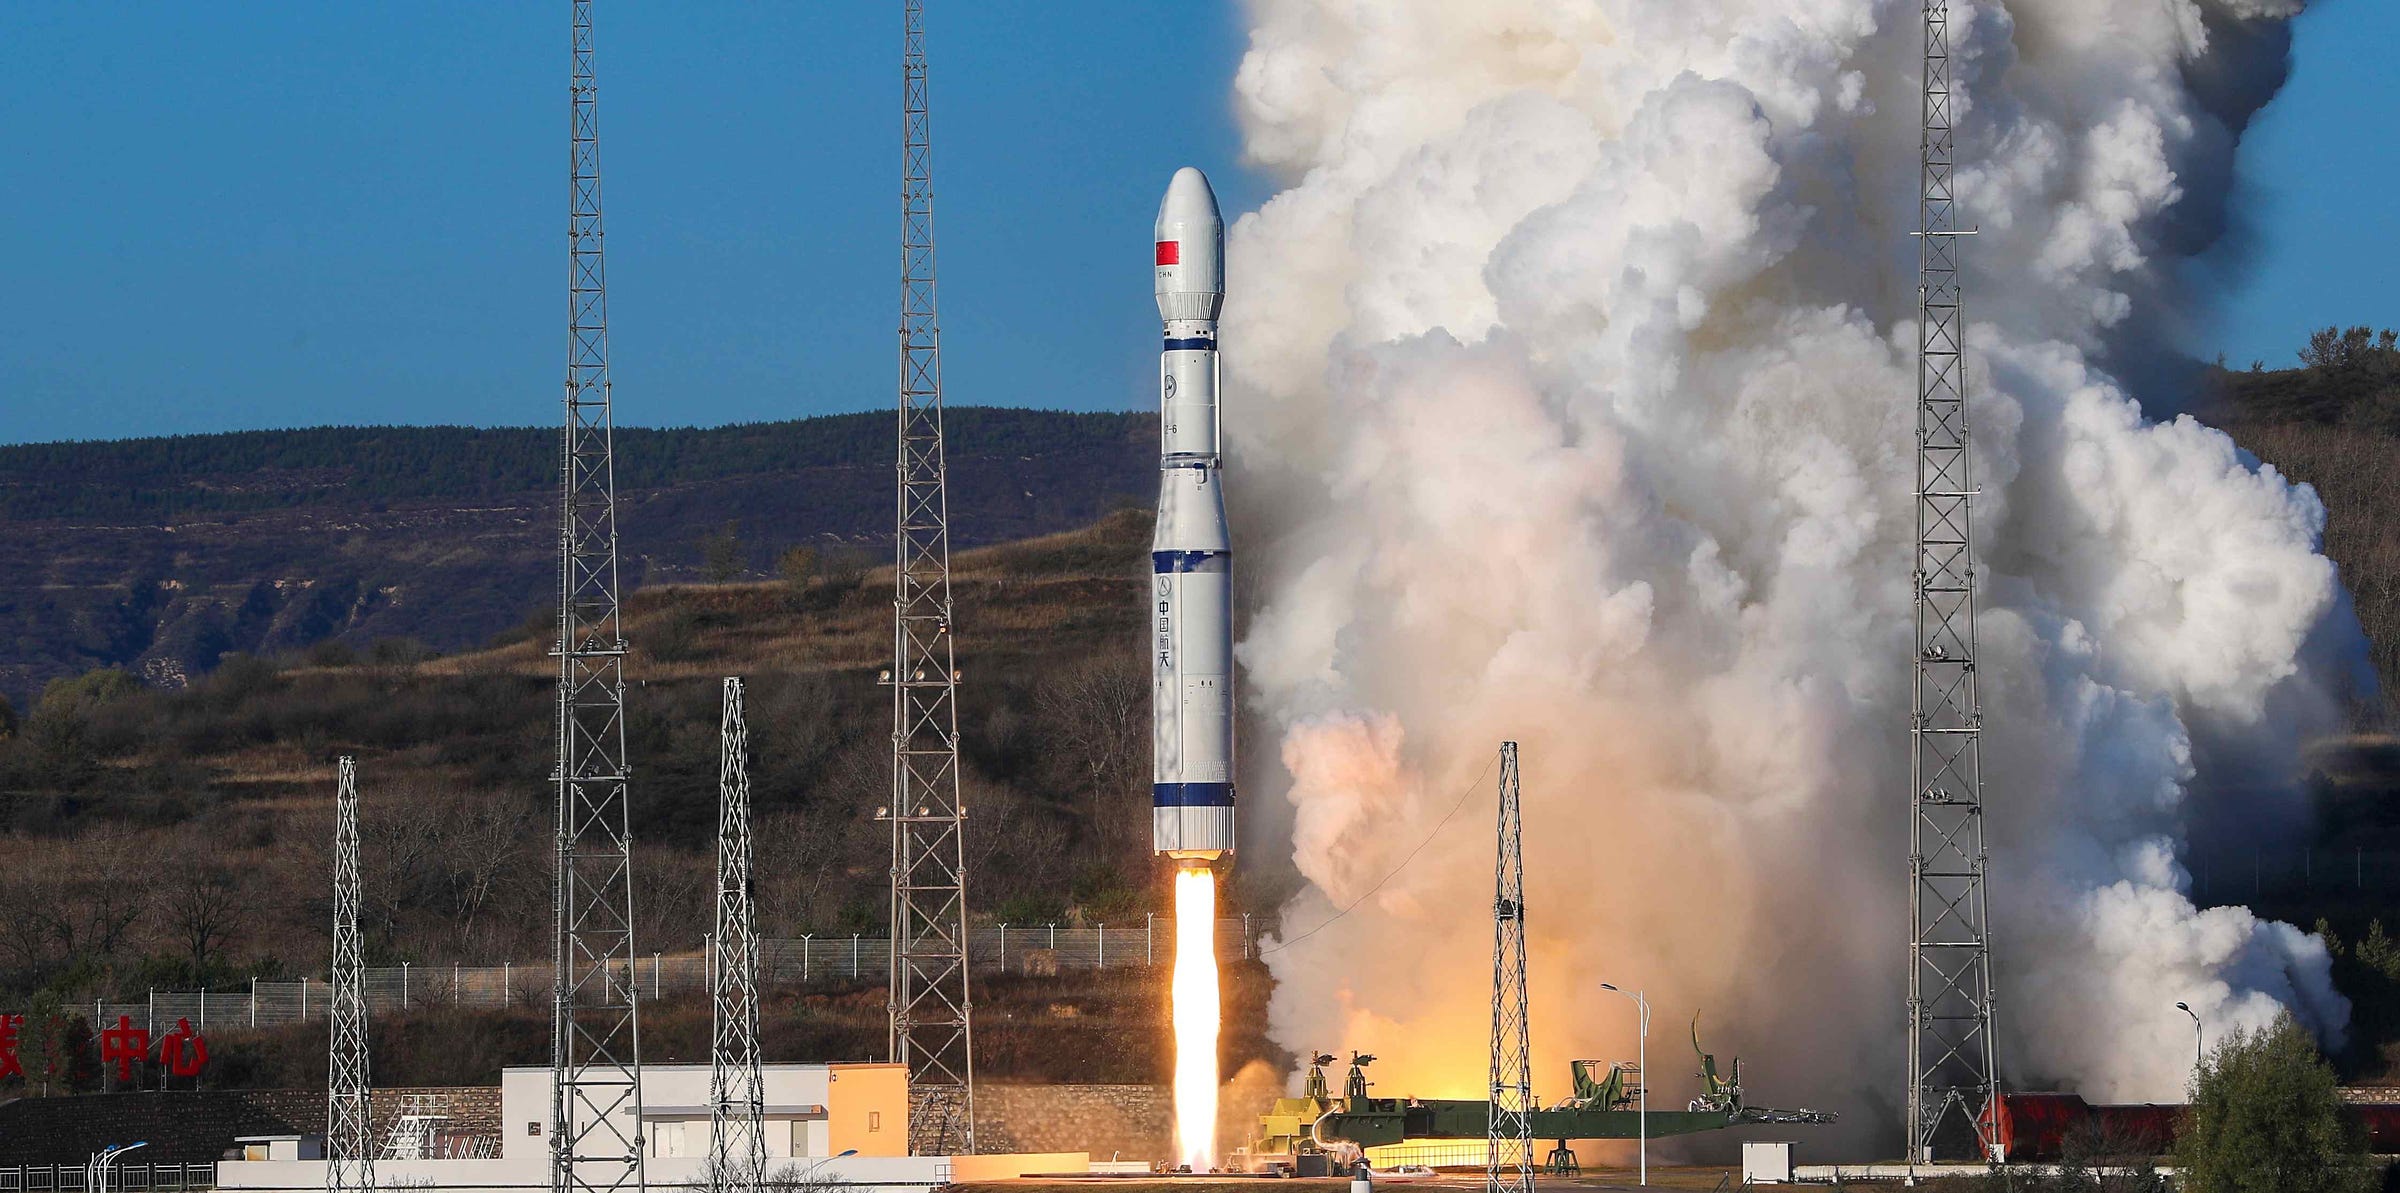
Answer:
xmin=0 ymin=408 xmax=1149 ymax=706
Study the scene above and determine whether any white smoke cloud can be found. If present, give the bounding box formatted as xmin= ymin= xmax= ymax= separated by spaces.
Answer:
xmin=1222 ymin=0 xmax=2350 ymax=1134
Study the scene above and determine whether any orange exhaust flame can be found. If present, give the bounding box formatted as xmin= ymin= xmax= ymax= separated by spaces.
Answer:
xmin=1173 ymin=865 xmax=1220 ymax=1170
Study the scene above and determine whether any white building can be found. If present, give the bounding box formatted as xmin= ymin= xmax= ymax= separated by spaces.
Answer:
xmin=216 ymin=1064 xmax=1084 ymax=1191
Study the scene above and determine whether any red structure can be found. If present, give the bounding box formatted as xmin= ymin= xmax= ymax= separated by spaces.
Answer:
xmin=0 ymin=1013 xmax=22 ymax=1080
xmin=99 ymin=1016 xmax=149 ymax=1084
xmin=1981 ymin=1091 xmax=2400 ymax=1160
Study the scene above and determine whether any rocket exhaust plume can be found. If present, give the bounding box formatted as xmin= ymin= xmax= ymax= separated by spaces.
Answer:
xmin=1154 ymin=167 xmax=1232 ymax=1170
xmin=1222 ymin=0 xmax=2352 ymax=1137
xmin=1174 ymin=866 xmax=1223 ymax=1169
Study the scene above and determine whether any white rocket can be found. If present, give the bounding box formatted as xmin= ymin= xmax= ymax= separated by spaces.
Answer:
xmin=1152 ymin=167 xmax=1234 ymax=866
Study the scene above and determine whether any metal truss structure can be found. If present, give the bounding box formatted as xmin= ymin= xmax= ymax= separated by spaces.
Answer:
xmin=326 ymin=756 xmax=374 ymax=1193
xmin=1487 ymin=742 xmax=1534 ymax=1193
xmin=551 ymin=3 xmax=646 ymax=1191
xmin=710 ymin=679 xmax=767 ymax=1193
xmin=883 ymin=0 xmax=975 ymax=1157
xmin=1907 ymin=0 xmax=2000 ymax=1163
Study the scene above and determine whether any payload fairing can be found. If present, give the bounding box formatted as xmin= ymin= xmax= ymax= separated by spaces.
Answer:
xmin=1152 ymin=167 xmax=1234 ymax=865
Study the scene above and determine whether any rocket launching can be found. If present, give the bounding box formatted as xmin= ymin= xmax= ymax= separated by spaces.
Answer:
xmin=1152 ymin=166 xmax=1235 ymax=868
xmin=1157 ymin=166 xmax=1229 ymax=1171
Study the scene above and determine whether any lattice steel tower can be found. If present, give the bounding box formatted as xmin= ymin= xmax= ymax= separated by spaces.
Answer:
xmin=1906 ymin=0 xmax=1999 ymax=1163
xmin=1487 ymin=742 xmax=1533 ymax=1193
xmin=326 ymin=756 xmax=374 ymax=1193
xmin=711 ymin=679 xmax=766 ymax=1193
xmin=551 ymin=3 xmax=646 ymax=1191
xmin=883 ymin=0 xmax=975 ymax=1157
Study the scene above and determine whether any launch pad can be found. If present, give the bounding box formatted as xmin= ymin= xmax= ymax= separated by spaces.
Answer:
xmin=1231 ymin=1046 xmax=1835 ymax=1177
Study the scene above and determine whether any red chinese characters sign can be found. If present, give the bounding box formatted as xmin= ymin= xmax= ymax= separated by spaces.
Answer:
xmin=0 ymin=1013 xmax=22 ymax=1080
xmin=0 ymin=1011 xmax=209 ymax=1086
xmin=100 ymin=1015 xmax=149 ymax=1083
xmin=158 ymin=1017 xmax=208 ymax=1078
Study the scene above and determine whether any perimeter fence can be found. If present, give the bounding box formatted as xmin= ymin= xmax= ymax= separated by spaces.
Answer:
xmin=86 ymin=917 xmax=1264 ymax=1035
xmin=0 ymin=1164 xmax=215 ymax=1193
xmin=2191 ymin=843 xmax=2400 ymax=905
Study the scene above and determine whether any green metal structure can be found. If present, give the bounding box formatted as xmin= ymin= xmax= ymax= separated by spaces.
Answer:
xmin=1240 ymin=1026 xmax=1835 ymax=1174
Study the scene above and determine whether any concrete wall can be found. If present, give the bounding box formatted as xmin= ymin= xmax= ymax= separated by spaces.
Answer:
xmin=213 ymin=1154 xmax=973 ymax=1192
xmin=971 ymin=1084 xmax=1171 ymax=1161
xmin=498 ymin=1063 xmax=855 ymax=1162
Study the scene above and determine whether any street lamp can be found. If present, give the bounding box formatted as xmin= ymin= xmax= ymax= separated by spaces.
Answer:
xmin=87 ymin=1141 xmax=150 ymax=1193
xmin=2176 ymin=1002 xmax=2203 ymax=1071
xmin=1600 ymin=983 xmax=1650 ymax=1187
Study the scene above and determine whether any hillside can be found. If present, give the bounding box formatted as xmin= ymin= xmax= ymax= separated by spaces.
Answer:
xmin=0 ymin=511 xmax=1221 ymax=1001
xmin=0 ymin=409 xmax=1151 ymax=709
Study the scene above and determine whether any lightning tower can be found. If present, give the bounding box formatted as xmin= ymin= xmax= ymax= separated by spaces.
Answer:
xmin=711 ymin=679 xmax=767 ymax=1193
xmin=551 ymin=3 xmax=647 ymax=1191
xmin=326 ymin=756 xmax=374 ymax=1193
xmin=1487 ymin=742 xmax=1533 ymax=1193
xmin=885 ymin=0 xmax=975 ymax=1155
xmin=1906 ymin=0 xmax=2000 ymax=1163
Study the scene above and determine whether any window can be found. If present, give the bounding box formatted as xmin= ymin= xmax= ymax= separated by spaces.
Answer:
xmin=528 ymin=1122 xmax=542 ymax=1136
xmin=868 ymin=1111 xmax=882 ymax=1134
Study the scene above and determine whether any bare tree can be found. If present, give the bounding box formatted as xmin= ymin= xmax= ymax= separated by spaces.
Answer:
xmin=161 ymin=862 xmax=248 ymax=974
xmin=435 ymin=790 xmax=537 ymax=956
xmin=0 ymin=831 xmax=154 ymax=973
xmin=1035 ymin=655 xmax=1151 ymax=854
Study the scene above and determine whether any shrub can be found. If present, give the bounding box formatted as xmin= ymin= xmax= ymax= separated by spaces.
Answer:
xmin=2174 ymin=1011 xmax=2374 ymax=1193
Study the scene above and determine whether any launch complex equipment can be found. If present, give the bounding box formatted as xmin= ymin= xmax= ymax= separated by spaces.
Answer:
xmin=1241 ymin=747 xmax=1832 ymax=1176
xmin=1239 ymin=1043 xmax=1836 ymax=1176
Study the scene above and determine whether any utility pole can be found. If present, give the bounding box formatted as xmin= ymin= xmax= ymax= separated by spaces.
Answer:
xmin=326 ymin=757 xmax=373 ymax=1193
xmin=883 ymin=0 xmax=975 ymax=1157
xmin=710 ymin=679 xmax=767 ymax=1193
xmin=1907 ymin=0 xmax=2000 ymax=1164
xmin=551 ymin=3 xmax=646 ymax=1192
xmin=1488 ymin=742 xmax=1533 ymax=1193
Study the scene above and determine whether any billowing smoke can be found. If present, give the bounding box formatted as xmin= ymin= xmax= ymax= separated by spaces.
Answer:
xmin=1220 ymin=0 xmax=2355 ymax=1136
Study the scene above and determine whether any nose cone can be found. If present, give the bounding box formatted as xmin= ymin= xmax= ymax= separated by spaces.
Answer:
xmin=1155 ymin=167 xmax=1224 ymax=321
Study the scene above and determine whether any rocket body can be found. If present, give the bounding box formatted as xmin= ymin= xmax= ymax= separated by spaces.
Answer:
xmin=1152 ymin=167 xmax=1234 ymax=864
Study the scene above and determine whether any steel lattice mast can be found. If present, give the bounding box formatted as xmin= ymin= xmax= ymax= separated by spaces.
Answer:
xmin=1487 ymin=742 xmax=1533 ymax=1193
xmin=551 ymin=3 xmax=646 ymax=1191
xmin=326 ymin=756 xmax=374 ymax=1193
xmin=884 ymin=0 xmax=975 ymax=1157
xmin=710 ymin=679 xmax=767 ymax=1193
xmin=1906 ymin=0 xmax=1999 ymax=1163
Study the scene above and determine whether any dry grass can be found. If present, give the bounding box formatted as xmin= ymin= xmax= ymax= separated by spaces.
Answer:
xmin=0 ymin=508 xmax=1175 ymax=1014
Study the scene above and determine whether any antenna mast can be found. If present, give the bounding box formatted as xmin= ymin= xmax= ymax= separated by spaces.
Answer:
xmin=711 ymin=679 xmax=767 ymax=1193
xmin=1487 ymin=742 xmax=1533 ymax=1193
xmin=326 ymin=756 xmax=374 ymax=1193
xmin=1907 ymin=0 xmax=1999 ymax=1162
xmin=551 ymin=3 xmax=646 ymax=1191
xmin=884 ymin=0 xmax=975 ymax=1157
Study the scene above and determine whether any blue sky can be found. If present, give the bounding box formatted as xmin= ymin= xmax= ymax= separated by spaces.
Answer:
xmin=0 ymin=3 xmax=2387 ymax=446
xmin=2205 ymin=1 xmax=2400 ymax=370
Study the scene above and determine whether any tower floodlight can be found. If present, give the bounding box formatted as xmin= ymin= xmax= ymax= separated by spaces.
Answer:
xmin=1906 ymin=0 xmax=2001 ymax=1163
xmin=1487 ymin=742 xmax=1534 ymax=1193
xmin=710 ymin=679 xmax=767 ymax=1193
xmin=885 ymin=0 xmax=975 ymax=1156
xmin=326 ymin=757 xmax=374 ymax=1193
xmin=550 ymin=3 xmax=647 ymax=1192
